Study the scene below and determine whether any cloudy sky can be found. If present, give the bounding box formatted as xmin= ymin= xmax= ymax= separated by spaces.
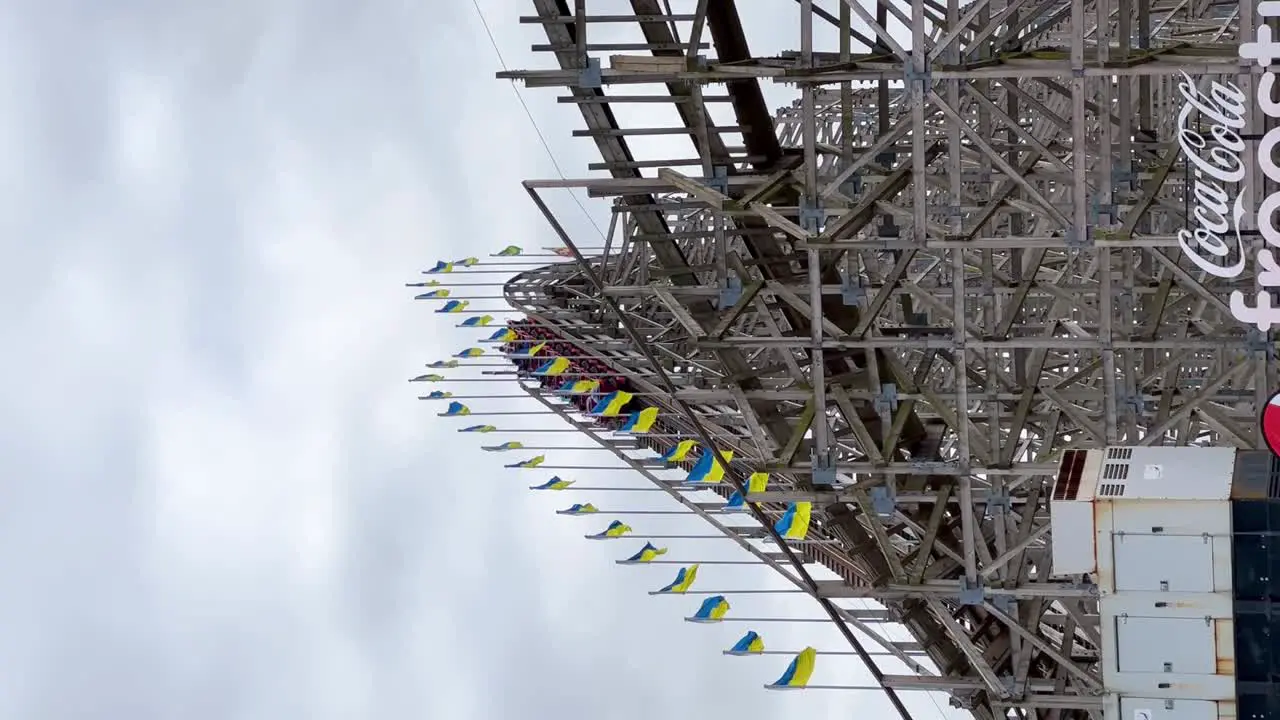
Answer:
xmin=0 ymin=0 xmax=956 ymax=717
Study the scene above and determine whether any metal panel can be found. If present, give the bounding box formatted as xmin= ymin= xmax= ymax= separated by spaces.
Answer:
xmin=1091 ymin=447 xmax=1236 ymax=502
xmin=1113 ymin=535 xmax=1215 ymax=593
xmin=1115 ymin=617 xmax=1216 ymax=674
xmin=1050 ymin=499 xmax=1097 ymax=575
xmin=1117 ymin=698 xmax=1216 ymax=720
xmin=1111 ymin=501 xmax=1233 ymax=538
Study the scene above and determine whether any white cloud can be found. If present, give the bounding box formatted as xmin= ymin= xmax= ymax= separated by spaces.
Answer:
xmin=0 ymin=0 xmax=963 ymax=717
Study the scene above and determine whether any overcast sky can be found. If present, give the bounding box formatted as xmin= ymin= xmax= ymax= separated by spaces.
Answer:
xmin=0 ymin=0 xmax=957 ymax=718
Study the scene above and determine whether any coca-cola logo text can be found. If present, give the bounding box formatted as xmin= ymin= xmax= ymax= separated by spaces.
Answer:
xmin=1176 ymin=49 xmax=1280 ymax=330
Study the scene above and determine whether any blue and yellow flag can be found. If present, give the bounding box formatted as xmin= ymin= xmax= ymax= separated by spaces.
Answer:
xmin=587 ymin=520 xmax=632 ymax=540
xmin=726 ymin=631 xmax=765 ymax=656
xmin=661 ymin=440 xmax=697 ymax=463
xmin=424 ymin=391 xmax=453 ymax=399
xmin=415 ymin=289 xmax=449 ymax=299
xmin=513 ymin=341 xmax=546 ymax=358
xmin=655 ymin=564 xmax=699 ymax=594
xmin=411 ymin=374 xmax=446 ymax=382
xmin=405 ymin=280 xmax=441 ymax=288
xmin=492 ymin=245 xmax=523 ymax=257
xmin=535 ymin=356 xmax=571 ymax=376
xmin=687 ymin=595 xmax=730 ymax=624
xmin=454 ymin=347 xmax=484 ymax=358
xmin=558 ymin=379 xmax=600 ymax=394
xmin=427 ymin=360 xmax=459 ymax=369
xmin=425 ymin=261 xmax=454 ymax=274
xmin=505 ymin=454 xmax=546 ymax=469
xmin=774 ymin=502 xmax=813 ymax=540
xmin=687 ymin=450 xmax=734 ymax=484
xmin=767 ymin=647 xmax=817 ymax=690
xmin=591 ymin=390 xmax=634 ymax=417
xmin=459 ymin=424 xmax=497 ymax=433
xmin=530 ymin=477 xmax=574 ymax=491
xmin=460 ymin=315 xmax=494 ymax=327
xmin=481 ymin=441 xmax=524 ymax=452
xmin=557 ymin=503 xmax=598 ymax=516
xmin=619 ymin=542 xmax=667 ymax=565
xmin=619 ymin=406 xmax=659 ymax=433
xmin=439 ymin=401 xmax=471 ymax=417
xmin=486 ymin=328 xmax=518 ymax=343
xmin=725 ymin=472 xmax=769 ymax=511
xmin=665 ymin=438 xmax=696 ymax=458
xmin=456 ymin=257 xmax=479 ymax=267
xmin=437 ymin=300 xmax=469 ymax=314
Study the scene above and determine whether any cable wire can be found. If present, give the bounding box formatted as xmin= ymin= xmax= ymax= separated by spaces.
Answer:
xmin=470 ymin=0 xmax=608 ymax=242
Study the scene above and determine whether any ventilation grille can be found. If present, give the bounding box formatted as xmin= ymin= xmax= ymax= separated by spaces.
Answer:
xmin=1098 ymin=483 xmax=1127 ymax=498
xmin=1106 ymin=447 xmax=1133 ymax=460
xmin=1230 ymin=451 xmax=1280 ymax=500
xmin=1053 ymin=449 xmax=1087 ymax=501
xmin=1102 ymin=462 xmax=1130 ymax=481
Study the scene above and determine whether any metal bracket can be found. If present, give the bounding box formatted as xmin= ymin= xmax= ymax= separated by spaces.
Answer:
xmin=705 ymin=165 xmax=729 ymax=194
xmin=1064 ymin=225 xmax=1094 ymax=249
xmin=987 ymin=488 xmax=1011 ymax=515
xmin=1072 ymin=67 xmax=1085 ymax=78
xmin=990 ymin=594 xmax=1016 ymax=616
xmin=811 ymin=450 xmax=837 ymax=489
xmin=841 ymin=277 xmax=866 ymax=306
xmin=1245 ymin=328 xmax=1275 ymax=356
xmin=799 ymin=197 xmax=825 ymax=234
xmin=910 ymin=460 xmax=946 ymax=473
xmin=997 ymin=675 xmax=1019 ymax=697
xmin=717 ymin=275 xmax=743 ymax=308
xmin=1112 ymin=166 xmax=1134 ymax=185
xmin=948 ymin=204 xmax=963 ymax=219
xmin=1119 ymin=392 xmax=1145 ymax=415
xmin=949 ymin=692 xmax=979 ymax=710
xmin=874 ymin=383 xmax=899 ymax=413
xmin=840 ymin=176 xmax=862 ymax=196
xmin=904 ymin=55 xmax=932 ymax=85
xmin=578 ymin=56 xmax=602 ymax=89
xmin=870 ymin=485 xmax=896 ymax=518
xmin=958 ymin=576 xmax=985 ymax=606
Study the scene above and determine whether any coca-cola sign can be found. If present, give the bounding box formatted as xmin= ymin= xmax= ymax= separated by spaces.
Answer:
xmin=1176 ymin=60 xmax=1280 ymax=331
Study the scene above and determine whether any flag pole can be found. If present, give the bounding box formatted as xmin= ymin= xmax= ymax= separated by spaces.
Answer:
xmin=616 ymin=559 xmax=766 ymax=565
xmin=534 ymin=465 xmax=672 ymax=471
xmin=412 ymin=378 xmax=540 ymax=383
xmin=418 ymin=295 xmax=517 ymax=300
xmin=441 ymin=411 xmax=563 ymax=416
xmin=532 ymin=487 xmax=672 ymax=492
xmin=427 ymin=308 xmax=514 ymax=313
xmin=473 ymin=428 xmax=603 ymax=433
xmin=587 ymin=534 xmax=844 ymax=545
xmin=766 ymin=685 xmax=895 ymax=691
xmin=423 ymin=269 xmax=543 ymax=274
xmin=655 ymin=616 xmax=834 ymax=622
xmin=648 ymin=590 xmax=805 ymax=596
xmin=481 ymin=443 xmax=640 ymax=448
xmin=725 ymin=650 xmax=925 ymax=658
xmin=555 ymin=509 xmax=722 ymax=516
xmin=406 ymin=282 xmax=514 ymax=288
